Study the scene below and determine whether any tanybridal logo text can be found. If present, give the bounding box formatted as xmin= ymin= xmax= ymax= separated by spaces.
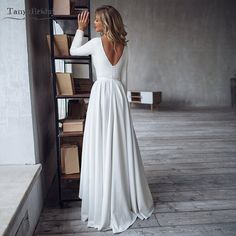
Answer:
xmin=1 ymin=8 xmax=53 ymax=20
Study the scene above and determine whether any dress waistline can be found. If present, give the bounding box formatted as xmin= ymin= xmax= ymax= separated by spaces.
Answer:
xmin=96 ymin=77 xmax=120 ymax=81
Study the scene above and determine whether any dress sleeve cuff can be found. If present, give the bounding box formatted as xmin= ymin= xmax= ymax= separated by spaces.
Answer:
xmin=76 ymin=29 xmax=84 ymax=35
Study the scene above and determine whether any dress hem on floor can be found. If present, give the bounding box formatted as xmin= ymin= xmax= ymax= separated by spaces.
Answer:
xmin=79 ymin=197 xmax=154 ymax=234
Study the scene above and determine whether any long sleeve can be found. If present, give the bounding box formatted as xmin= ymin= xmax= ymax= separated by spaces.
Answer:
xmin=70 ymin=29 xmax=95 ymax=56
xmin=121 ymin=46 xmax=129 ymax=93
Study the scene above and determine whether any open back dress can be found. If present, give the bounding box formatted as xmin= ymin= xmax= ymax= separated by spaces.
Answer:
xmin=70 ymin=29 xmax=154 ymax=234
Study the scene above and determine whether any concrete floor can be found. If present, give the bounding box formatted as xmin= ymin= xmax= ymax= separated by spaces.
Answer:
xmin=34 ymin=107 xmax=236 ymax=235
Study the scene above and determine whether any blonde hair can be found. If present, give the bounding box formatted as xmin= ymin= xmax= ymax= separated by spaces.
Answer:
xmin=95 ymin=5 xmax=128 ymax=47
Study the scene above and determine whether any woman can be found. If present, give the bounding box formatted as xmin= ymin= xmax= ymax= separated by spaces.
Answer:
xmin=70 ymin=5 xmax=154 ymax=234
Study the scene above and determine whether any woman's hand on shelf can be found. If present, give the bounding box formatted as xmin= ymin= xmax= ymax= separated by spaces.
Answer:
xmin=78 ymin=10 xmax=89 ymax=31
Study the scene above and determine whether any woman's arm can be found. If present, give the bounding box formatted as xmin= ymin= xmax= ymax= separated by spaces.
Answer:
xmin=70 ymin=11 xmax=94 ymax=56
xmin=69 ymin=29 xmax=95 ymax=56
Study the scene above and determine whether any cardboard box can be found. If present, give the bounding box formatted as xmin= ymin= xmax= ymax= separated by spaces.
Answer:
xmin=53 ymin=0 xmax=71 ymax=15
xmin=63 ymin=119 xmax=84 ymax=132
xmin=53 ymin=0 xmax=88 ymax=15
xmin=47 ymin=34 xmax=70 ymax=57
xmin=56 ymin=73 xmax=74 ymax=95
xmin=61 ymin=144 xmax=80 ymax=174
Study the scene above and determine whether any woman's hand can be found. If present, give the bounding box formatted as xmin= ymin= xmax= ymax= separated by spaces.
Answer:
xmin=78 ymin=10 xmax=89 ymax=31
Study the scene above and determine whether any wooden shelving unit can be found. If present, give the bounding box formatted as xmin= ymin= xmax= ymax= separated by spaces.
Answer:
xmin=48 ymin=0 xmax=92 ymax=207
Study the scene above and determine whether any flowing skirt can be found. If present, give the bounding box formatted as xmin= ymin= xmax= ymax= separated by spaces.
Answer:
xmin=79 ymin=77 xmax=154 ymax=234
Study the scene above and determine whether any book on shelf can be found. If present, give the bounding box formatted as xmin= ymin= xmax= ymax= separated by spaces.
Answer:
xmin=56 ymin=72 xmax=75 ymax=95
xmin=46 ymin=34 xmax=70 ymax=57
xmin=68 ymin=99 xmax=87 ymax=119
xmin=62 ymin=119 xmax=84 ymax=132
xmin=60 ymin=144 xmax=80 ymax=174
xmin=73 ymin=78 xmax=93 ymax=93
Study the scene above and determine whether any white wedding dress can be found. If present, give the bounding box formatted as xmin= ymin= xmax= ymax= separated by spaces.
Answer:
xmin=70 ymin=29 xmax=154 ymax=234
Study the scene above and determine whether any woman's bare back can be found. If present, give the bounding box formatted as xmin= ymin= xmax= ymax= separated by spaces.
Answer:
xmin=101 ymin=36 xmax=125 ymax=66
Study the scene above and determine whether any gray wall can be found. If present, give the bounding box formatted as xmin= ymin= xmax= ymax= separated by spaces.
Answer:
xmin=0 ymin=0 xmax=35 ymax=164
xmin=91 ymin=0 xmax=236 ymax=107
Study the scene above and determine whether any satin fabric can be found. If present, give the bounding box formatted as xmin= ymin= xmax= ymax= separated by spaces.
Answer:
xmin=70 ymin=30 xmax=154 ymax=234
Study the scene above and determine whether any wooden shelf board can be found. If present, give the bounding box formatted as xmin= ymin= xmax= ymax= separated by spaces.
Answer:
xmin=56 ymin=93 xmax=90 ymax=98
xmin=52 ymin=14 xmax=87 ymax=20
xmin=61 ymin=173 xmax=80 ymax=180
xmin=129 ymin=101 xmax=142 ymax=104
xmin=54 ymin=55 xmax=90 ymax=60
xmin=52 ymin=15 xmax=77 ymax=19
xmin=59 ymin=131 xmax=84 ymax=137
xmin=67 ymin=33 xmax=89 ymax=37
